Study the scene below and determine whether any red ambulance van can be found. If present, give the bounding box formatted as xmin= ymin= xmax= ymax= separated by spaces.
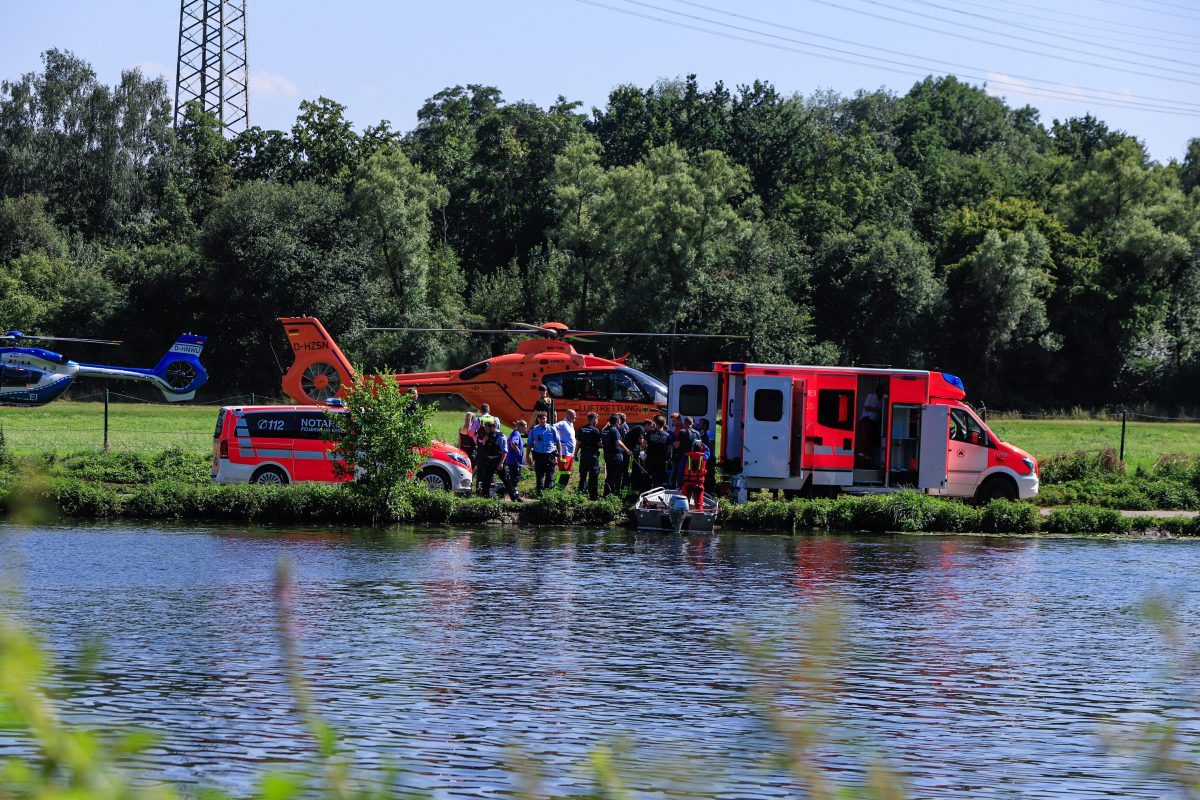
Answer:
xmin=669 ymin=363 xmax=1038 ymax=502
xmin=211 ymin=405 xmax=473 ymax=494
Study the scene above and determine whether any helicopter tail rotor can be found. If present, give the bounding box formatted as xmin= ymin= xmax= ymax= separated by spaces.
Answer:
xmin=279 ymin=317 xmax=358 ymax=405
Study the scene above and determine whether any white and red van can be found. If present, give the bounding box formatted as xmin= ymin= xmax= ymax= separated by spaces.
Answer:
xmin=211 ymin=405 xmax=473 ymax=494
xmin=669 ymin=363 xmax=1038 ymax=502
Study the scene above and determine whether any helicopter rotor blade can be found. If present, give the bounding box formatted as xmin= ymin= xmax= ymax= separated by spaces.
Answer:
xmin=1 ymin=334 xmax=122 ymax=345
xmin=561 ymin=330 xmax=750 ymax=340
xmin=365 ymin=327 xmax=533 ymax=335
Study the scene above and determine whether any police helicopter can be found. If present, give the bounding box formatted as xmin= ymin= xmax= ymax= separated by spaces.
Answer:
xmin=0 ymin=331 xmax=208 ymax=407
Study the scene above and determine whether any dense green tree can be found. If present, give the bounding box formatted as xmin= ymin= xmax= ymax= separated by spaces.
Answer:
xmin=290 ymin=97 xmax=360 ymax=186
xmin=0 ymin=194 xmax=65 ymax=264
xmin=3 ymin=48 xmax=1198 ymax=408
xmin=351 ymin=148 xmax=448 ymax=305
xmin=172 ymin=103 xmax=231 ymax=226
xmin=549 ymin=134 xmax=606 ymax=325
xmin=198 ymin=181 xmax=375 ymax=391
xmin=946 ymin=228 xmax=1057 ymax=398
xmin=0 ymin=49 xmax=174 ymax=238
xmin=1182 ymin=138 xmax=1200 ymax=195
xmin=810 ymin=224 xmax=942 ymax=366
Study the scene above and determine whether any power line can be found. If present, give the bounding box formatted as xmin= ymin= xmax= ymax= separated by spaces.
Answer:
xmin=663 ymin=0 xmax=1200 ymax=111
xmin=922 ymin=0 xmax=1200 ymax=48
xmin=1091 ymin=0 xmax=1200 ymax=23
xmin=823 ymin=0 xmax=1200 ymax=85
xmin=572 ymin=0 xmax=1200 ymax=117
xmin=888 ymin=0 xmax=1200 ymax=68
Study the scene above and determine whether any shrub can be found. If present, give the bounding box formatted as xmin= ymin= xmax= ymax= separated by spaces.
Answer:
xmin=1039 ymin=448 xmax=1125 ymax=484
xmin=517 ymin=490 xmax=622 ymax=526
xmin=1042 ymin=505 xmax=1126 ymax=534
xmin=979 ymin=499 xmax=1040 ymax=534
xmin=49 ymin=448 xmax=210 ymax=486
xmin=1151 ymin=454 xmax=1199 ymax=481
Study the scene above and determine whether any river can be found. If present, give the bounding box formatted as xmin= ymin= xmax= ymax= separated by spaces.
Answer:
xmin=1 ymin=523 xmax=1198 ymax=798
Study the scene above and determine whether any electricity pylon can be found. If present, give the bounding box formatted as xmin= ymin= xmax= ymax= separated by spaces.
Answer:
xmin=174 ymin=0 xmax=249 ymax=133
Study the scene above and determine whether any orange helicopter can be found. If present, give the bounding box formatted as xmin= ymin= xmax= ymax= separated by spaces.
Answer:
xmin=278 ymin=317 xmax=744 ymax=427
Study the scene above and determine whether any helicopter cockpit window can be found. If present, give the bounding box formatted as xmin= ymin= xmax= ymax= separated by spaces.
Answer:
xmin=610 ymin=372 xmax=643 ymax=402
xmin=544 ymin=372 xmax=607 ymax=401
xmin=620 ymin=367 xmax=668 ymax=406
xmin=542 ymin=374 xmax=566 ymax=398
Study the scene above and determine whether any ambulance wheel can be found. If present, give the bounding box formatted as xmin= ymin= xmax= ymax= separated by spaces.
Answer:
xmin=975 ymin=475 xmax=1017 ymax=503
xmin=251 ymin=466 xmax=289 ymax=486
xmin=418 ymin=466 xmax=451 ymax=493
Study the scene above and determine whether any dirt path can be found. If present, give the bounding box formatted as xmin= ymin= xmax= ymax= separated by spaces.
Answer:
xmin=1039 ymin=508 xmax=1198 ymax=518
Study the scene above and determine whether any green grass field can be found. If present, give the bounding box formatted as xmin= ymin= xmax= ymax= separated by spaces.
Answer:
xmin=1 ymin=402 xmax=1196 ymax=472
xmin=0 ymin=403 xmax=466 ymax=455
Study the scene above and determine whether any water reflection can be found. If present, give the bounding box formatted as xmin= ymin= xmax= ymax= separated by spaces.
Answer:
xmin=1 ymin=523 xmax=1197 ymax=798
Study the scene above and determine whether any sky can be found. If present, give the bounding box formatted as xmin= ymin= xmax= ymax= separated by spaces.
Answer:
xmin=2 ymin=0 xmax=1198 ymax=162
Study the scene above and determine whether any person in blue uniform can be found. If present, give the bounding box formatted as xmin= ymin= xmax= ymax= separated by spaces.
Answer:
xmin=504 ymin=419 xmax=527 ymax=501
xmin=526 ymin=411 xmax=560 ymax=493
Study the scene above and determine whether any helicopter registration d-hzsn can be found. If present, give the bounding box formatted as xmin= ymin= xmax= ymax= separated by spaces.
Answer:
xmin=0 ymin=331 xmax=208 ymax=407
xmin=278 ymin=317 xmax=743 ymax=427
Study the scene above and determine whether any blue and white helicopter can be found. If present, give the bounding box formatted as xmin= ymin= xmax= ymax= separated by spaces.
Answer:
xmin=0 ymin=331 xmax=208 ymax=407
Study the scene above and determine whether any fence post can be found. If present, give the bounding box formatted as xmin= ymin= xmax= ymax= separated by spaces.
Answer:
xmin=980 ymin=404 xmax=987 ymax=422
xmin=103 ymin=387 xmax=110 ymax=453
xmin=250 ymin=392 xmax=255 ymax=406
xmin=1119 ymin=409 xmax=1127 ymax=463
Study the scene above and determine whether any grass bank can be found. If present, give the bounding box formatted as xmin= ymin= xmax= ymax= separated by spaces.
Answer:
xmin=3 ymin=466 xmax=1195 ymax=537
xmin=0 ymin=445 xmax=1197 ymax=533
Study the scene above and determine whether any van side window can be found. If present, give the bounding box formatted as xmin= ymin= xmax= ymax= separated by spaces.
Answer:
xmin=817 ymin=389 xmax=855 ymax=431
xmin=244 ymin=412 xmax=292 ymax=436
xmin=753 ymin=388 xmax=784 ymax=422
xmin=949 ymin=409 xmax=989 ymax=447
xmin=679 ymin=385 xmax=709 ymax=417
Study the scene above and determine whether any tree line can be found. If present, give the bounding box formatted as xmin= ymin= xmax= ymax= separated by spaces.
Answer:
xmin=1 ymin=49 xmax=1198 ymax=409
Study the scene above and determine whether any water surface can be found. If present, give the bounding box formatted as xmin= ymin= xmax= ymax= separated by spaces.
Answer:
xmin=1 ymin=523 xmax=1197 ymax=798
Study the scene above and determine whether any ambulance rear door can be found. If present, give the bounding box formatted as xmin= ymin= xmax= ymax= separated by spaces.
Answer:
xmin=743 ymin=375 xmax=793 ymax=478
xmin=669 ymin=371 xmax=719 ymax=431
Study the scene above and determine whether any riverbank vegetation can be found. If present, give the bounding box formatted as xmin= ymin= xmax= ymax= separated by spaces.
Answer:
xmin=2 ymin=461 xmax=1195 ymax=536
xmin=2 ymin=51 xmax=1199 ymax=413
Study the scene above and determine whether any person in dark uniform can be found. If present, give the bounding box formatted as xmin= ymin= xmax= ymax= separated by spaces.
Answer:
xmin=530 ymin=383 xmax=557 ymax=427
xmin=622 ymin=422 xmax=645 ymax=496
xmin=475 ymin=419 xmax=506 ymax=498
xmin=576 ymin=412 xmax=603 ymax=500
xmin=602 ymin=414 xmax=631 ymax=497
xmin=644 ymin=416 xmax=672 ymax=487
xmin=672 ymin=417 xmax=698 ymax=488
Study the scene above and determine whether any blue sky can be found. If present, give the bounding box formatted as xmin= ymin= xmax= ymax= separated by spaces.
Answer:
xmin=3 ymin=0 xmax=1198 ymax=162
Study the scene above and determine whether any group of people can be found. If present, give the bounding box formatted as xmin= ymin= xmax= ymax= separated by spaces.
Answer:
xmin=456 ymin=384 xmax=715 ymax=502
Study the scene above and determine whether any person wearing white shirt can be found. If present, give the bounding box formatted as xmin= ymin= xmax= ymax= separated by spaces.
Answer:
xmin=553 ymin=409 xmax=577 ymax=489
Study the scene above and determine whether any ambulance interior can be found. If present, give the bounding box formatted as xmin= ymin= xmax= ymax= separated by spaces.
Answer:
xmin=852 ymin=373 xmax=936 ymax=490
xmin=853 ymin=376 xmax=888 ymax=482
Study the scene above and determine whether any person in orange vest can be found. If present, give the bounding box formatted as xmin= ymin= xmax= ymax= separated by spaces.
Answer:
xmin=681 ymin=436 xmax=710 ymax=509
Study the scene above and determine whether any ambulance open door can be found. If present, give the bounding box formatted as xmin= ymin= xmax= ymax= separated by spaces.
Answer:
xmin=668 ymin=371 xmax=719 ymax=431
xmin=743 ymin=375 xmax=792 ymax=478
xmin=918 ymin=404 xmax=949 ymax=490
